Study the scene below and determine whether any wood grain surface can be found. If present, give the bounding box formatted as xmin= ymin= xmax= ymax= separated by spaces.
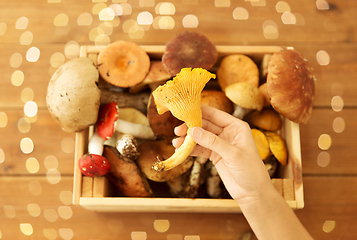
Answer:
xmin=0 ymin=0 xmax=356 ymax=239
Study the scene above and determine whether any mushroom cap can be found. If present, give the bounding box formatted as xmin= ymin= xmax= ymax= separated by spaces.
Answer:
xmin=78 ymin=153 xmax=111 ymax=177
xmin=153 ymin=68 xmax=216 ymax=128
xmin=118 ymin=107 xmax=150 ymax=126
xmin=267 ymin=48 xmax=315 ymax=124
xmin=264 ymin=131 xmax=288 ymax=166
xmin=224 ymin=82 xmax=264 ymax=111
xmin=251 ymin=128 xmax=270 ymax=160
xmin=96 ymin=102 xmax=119 ymax=140
xmin=217 ymin=54 xmax=259 ymax=91
xmin=46 ymin=57 xmax=100 ymax=132
xmin=246 ymin=108 xmax=282 ymax=131
xmin=201 ymin=90 xmax=234 ymax=114
xmin=97 ymin=41 xmax=150 ymax=88
xmin=130 ymin=61 xmax=173 ymax=93
xmin=162 ymin=31 xmax=218 ymax=75
xmin=137 ymin=140 xmax=194 ymax=182
xmin=147 ymin=94 xmax=183 ymax=141
xmin=258 ymin=83 xmax=271 ymax=107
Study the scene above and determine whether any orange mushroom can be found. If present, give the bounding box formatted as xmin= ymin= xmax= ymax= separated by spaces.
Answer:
xmin=251 ymin=128 xmax=271 ymax=160
xmin=97 ymin=41 xmax=150 ymax=88
xmin=151 ymin=68 xmax=215 ymax=172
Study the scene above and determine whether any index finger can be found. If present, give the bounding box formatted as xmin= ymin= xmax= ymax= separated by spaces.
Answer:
xmin=201 ymin=105 xmax=242 ymax=128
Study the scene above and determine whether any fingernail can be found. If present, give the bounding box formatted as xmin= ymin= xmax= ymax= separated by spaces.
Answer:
xmin=190 ymin=127 xmax=202 ymax=139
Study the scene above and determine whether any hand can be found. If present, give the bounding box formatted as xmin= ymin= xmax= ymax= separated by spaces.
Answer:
xmin=173 ymin=105 xmax=272 ymax=203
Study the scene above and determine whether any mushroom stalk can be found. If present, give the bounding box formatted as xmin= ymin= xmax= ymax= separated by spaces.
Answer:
xmin=115 ymin=119 xmax=155 ymax=140
xmin=151 ymin=68 xmax=215 ymax=172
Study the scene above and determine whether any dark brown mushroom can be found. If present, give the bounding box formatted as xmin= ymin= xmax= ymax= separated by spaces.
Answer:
xmin=162 ymin=31 xmax=218 ymax=75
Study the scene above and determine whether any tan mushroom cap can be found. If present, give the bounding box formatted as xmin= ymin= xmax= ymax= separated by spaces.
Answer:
xmin=97 ymin=40 xmax=150 ymax=88
xmin=267 ymin=48 xmax=315 ymax=124
xmin=251 ymin=129 xmax=270 ymax=160
xmin=224 ymin=82 xmax=264 ymax=111
xmin=46 ymin=57 xmax=100 ymax=132
xmin=246 ymin=108 xmax=282 ymax=131
xmin=201 ymin=90 xmax=234 ymax=114
xmin=137 ymin=140 xmax=194 ymax=182
xmin=217 ymin=54 xmax=259 ymax=91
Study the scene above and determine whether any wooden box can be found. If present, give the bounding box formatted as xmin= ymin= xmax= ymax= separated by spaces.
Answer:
xmin=72 ymin=45 xmax=304 ymax=213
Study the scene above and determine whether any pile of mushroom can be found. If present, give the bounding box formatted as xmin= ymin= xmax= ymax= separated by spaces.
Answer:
xmin=46 ymin=31 xmax=315 ymax=199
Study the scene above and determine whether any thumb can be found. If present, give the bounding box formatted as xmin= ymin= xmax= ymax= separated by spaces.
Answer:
xmin=190 ymin=127 xmax=233 ymax=159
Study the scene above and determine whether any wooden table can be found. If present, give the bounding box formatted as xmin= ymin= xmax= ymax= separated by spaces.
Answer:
xmin=0 ymin=0 xmax=356 ymax=239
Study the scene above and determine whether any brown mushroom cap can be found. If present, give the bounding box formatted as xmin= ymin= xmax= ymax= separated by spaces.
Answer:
xmin=224 ymin=82 xmax=264 ymax=111
xmin=162 ymin=31 xmax=218 ymax=75
xmin=97 ymin=41 xmax=150 ymax=88
xmin=267 ymin=48 xmax=315 ymax=124
xmin=147 ymin=94 xmax=183 ymax=141
xmin=201 ymin=90 xmax=234 ymax=114
xmin=217 ymin=54 xmax=259 ymax=91
xmin=137 ymin=140 xmax=194 ymax=182
xmin=246 ymin=108 xmax=282 ymax=131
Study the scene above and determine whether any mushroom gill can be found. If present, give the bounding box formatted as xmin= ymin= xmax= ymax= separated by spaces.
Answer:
xmin=152 ymin=68 xmax=216 ymax=172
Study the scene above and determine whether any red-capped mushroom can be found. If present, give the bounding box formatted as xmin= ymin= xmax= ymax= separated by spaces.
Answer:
xmin=97 ymin=102 xmax=119 ymax=140
xmin=78 ymin=153 xmax=111 ymax=177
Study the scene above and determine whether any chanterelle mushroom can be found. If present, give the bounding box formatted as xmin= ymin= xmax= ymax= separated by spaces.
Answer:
xmin=152 ymin=68 xmax=216 ymax=172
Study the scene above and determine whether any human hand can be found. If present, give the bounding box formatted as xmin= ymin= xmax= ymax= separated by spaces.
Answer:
xmin=173 ymin=105 xmax=273 ymax=203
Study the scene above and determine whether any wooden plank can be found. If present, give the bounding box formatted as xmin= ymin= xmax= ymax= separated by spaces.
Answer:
xmin=81 ymin=176 xmax=93 ymax=197
xmin=93 ymin=176 xmax=109 ymax=198
xmin=1 ymin=176 xmax=356 ymax=240
xmin=282 ymin=179 xmax=295 ymax=201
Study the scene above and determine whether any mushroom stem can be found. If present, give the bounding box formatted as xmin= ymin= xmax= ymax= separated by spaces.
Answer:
xmin=88 ymin=132 xmax=105 ymax=155
xmin=115 ymin=119 xmax=156 ymax=140
xmin=152 ymin=130 xmax=196 ymax=172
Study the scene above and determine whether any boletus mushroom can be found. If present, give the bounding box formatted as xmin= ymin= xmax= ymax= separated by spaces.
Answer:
xmin=267 ymin=48 xmax=315 ymax=124
xmin=97 ymin=41 xmax=150 ymax=88
xmin=151 ymin=68 xmax=216 ymax=172
xmin=246 ymin=108 xmax=282 ymax=132
xmin=46 ymin=57 xmax=100 ymax=132
xmin=162 ymin=31 xmax=218 ymax=75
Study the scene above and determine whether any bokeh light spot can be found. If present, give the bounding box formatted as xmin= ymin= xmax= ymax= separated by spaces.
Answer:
xmin=20 ymin=223 xmax=33 ymax=236
xmin=58 ymin=228 xmax=74 ymax=240
xmin=61 ymin=137 xmax=75 ymax=153
xmin=137 ymin=11 xmax=154 ymax=25
xmin=316 ymin=0 xmax=329 ymax=10
xmin=316 ymin=50 xmax=330 ymax=66
xmin=24 ymin=101 xmax=38 ymax=117
xmin=44 ymin=155 xmax=59 ymax=170
xmin=99 ymin=8 xmax=115 ymax=20
xmin=263 ymin=20 xmax=279 ymax=39
xmin=233 ymin=7 xmax=249 ymax=20
xmin=156 ymin=2 xmax=176 ymax=15
xmin=322 ymin=220 xmax=336 ymax=233
xmin=18 ymin=117 xmax=31 ymax=133
xmin=0 ymin=112 xmax=8 ymax=128
xmin=64 ymin=41 xmax=80 ymax=59
xmin=77 ymin=12 xmax=93 ymax=26
xmin=20 ymin=31 xmax=33 ymax=45
xmin=99 ymin=22 xmax=114 ymax=35
xmin=28 ymin=180 xmax=42 ymax=195
xmin=58 ymin=206 xmax=73 ymax=220
xmin=47 ymin=169 xmax=61 ymax=184
xmin=10 ymin=52 xmax=23 ymax=68
xmin=50 ymin=52 xmax=66 ymax=68
xmin=26 ymin=47 xmax=40 ymax=62
xmin=139 ymin=0 xmax=155 ymax=7
xmin=44 ymin=209 xmax=58 ymax=222
xmin=215 ymin=0 xmax=230 ymax=7
xmin=331 ymin=96 xmax=344 ymax=112
xmin=332 ymin=117 xmax=345 ymax=133
xmin=54 ymin=13 xmax=69 ymax=26
xmin=275 ymin=1 xmax=291 ymax=13
xmin=16 ymin=16 xmax=29 ymax=29
xmin=11 ymin=70 xmax=24 ymax=86
xmin=153 ymin=219 xmax=170 ymax=233
xmin=153 ymin=16 xmax=175 ymax=29
xmin=4 ymin=205 xmax=16 ymax=218
xmin=317 ymin=151 xmax=330 ymax=167
xmin=131 ymin=231 xmax=147 ymax=240
xmin=0 ymin=148 xmax=5 ymax=163
xmin=20 ymin=137 xmax=34 ymax=154
xmin=0 ymin=22 xmax=7 ymax=35
xmin=59 ymin=191 xmax=73 ymax=205
xmin=281 ymin=12 xmax=296 ymax=24
xmin=318 ymin=134 xmax=332 ymax=150
xmin=26 ymin=157 xmax=40 ymax=173
xmin=182 ymin=14 xmax=199 ymax=28
xmin=43 ymin=229 xmax=58 ymax=240
xmin=92 ymin=3 xmax=107 ymax=15
xmin=27 ymin=203 xmax=41 ymax=217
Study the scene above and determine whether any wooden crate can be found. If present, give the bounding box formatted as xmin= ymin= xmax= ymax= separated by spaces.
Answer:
xmin=72 ymin=45 xmax=304 ymax=213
